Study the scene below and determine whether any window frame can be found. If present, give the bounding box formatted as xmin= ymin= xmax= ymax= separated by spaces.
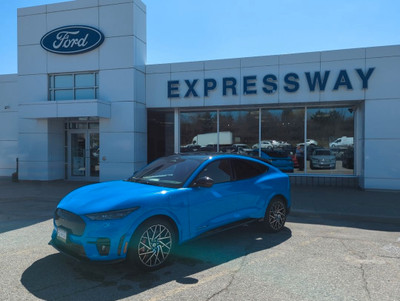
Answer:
xmin=48 ymin=72 xmax=99 ymax=101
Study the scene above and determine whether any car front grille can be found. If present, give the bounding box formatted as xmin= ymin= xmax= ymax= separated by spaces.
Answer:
xmin=54 ymin=208 xmax=86 ymax=236
xmin=51 ymin=238 xmax=87 ymax=260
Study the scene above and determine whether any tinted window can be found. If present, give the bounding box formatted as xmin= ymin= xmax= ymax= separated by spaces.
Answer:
xmin=196 ymin=159 xmax=232 ymax=184
xmin=232 ymin=159 xmax=268 ymax=181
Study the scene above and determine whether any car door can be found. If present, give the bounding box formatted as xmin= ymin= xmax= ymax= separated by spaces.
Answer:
xmin=188 ymin=159 xmax=239 ymax=236
xmin=230 ymin=158 xmax=271 ymax=217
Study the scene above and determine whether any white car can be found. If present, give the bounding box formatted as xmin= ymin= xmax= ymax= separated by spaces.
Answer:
xmin=252 ymin=140 xmax=273 ymax=150
xmin=297 ymin=139 xmax=318 ymax=147
xmin=330 ymin=136 xmax=353 ymax=148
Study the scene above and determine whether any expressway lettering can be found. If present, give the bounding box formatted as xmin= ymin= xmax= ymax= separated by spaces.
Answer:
xmin=167 ymin=68 xmax=375 ymax=98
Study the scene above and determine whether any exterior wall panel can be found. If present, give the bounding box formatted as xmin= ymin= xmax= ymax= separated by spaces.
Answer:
xmin=0 ymin=0 xmax=399 ymax=190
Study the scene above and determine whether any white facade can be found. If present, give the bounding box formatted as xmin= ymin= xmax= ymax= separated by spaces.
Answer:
xmin=14 ymin=0 xmax=147 ymax=182
xmin=0 ymin=0 xmax=399 ymax=190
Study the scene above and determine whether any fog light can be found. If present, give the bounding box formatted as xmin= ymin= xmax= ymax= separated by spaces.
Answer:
xmin=96 ymin=238 xmax=110 ymax=256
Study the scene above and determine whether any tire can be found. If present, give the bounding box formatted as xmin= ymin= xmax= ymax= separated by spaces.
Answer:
xmin=262 ymin=197 xmax=287 ymax=233
xmin=127 ymin=218 xmax=176 ymax=271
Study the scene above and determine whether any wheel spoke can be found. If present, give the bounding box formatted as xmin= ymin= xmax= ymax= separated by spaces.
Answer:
xmin=267 ymin=200 xmax=286 ymax=231
xmin=137 ymin=223 xmax=173 ymax=268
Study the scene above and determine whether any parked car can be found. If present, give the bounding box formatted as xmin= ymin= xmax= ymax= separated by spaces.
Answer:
xmin=329 ymin=136 xmax=353 ymax=148
xmin=342 ymin=146 xmax=354 ymax=169
xmin=252 ymin=140 xmax=273 ymax=150
xmin=180 ymin=144 xmax=202 ymax=152
xmin=297 ymin=139 xmax=318 ymax=147
xmin=225 ymin=144 xmax=252 ymax=154
xmin=50 ymin=153 xmax=291 ymax=270
xmin=295 ymin=143 xmax=318 ymax=161
xmin=310 ymin=148 xmax=336 ymax=169
xmin=290 ymin=152 xmax=299 ymax=168
xmin=250 ymin=149 xmax=294 ymax=173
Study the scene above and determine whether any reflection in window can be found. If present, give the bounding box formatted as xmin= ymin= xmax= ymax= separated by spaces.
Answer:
xmin=219 ymin=109 xmax=259 ymax=152
xmin=147 ymin=106 xmax=355 ymax=177
xmin=196 ymin=159 xmax=232 ymax=184
xmin=148 ymin=111 xmax=174 ymax=163
xmin=180 ymin=111 xmax=217 ymax=152
xmin=307 ymin=107 xmax=354 ymax=175
xmin=261 ymin=108 xmax=305 ymax=173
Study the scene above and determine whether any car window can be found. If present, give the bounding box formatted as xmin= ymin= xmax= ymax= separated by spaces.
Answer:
xmin=232 ymin=158 xmax=268 ymax=181
xmin=128 ymin=155 xmax=206 ymax=188
xmin=195 ymin=159 xmax=233 ymax=184
xmin=314 ymin=150 xmax=331 ymax=156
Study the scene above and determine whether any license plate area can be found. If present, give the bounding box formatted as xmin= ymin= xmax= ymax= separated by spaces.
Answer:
xmin=56 ymin=227 xmax=68 ymax=243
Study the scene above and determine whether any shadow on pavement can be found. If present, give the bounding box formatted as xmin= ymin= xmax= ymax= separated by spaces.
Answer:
xmin=289 ymin=186 xmax=400 ymax=231
xmin=0 ymin=180 xmax=90 ymax=234
xmin=288 ymin=214 xmax=400 ymax=232
xmin=21 ymin=224 xmax=291 ymax=300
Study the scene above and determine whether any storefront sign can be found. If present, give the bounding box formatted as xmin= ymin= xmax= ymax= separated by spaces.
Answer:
xmin=168 ymin=68 xmax=375 ymax=98
xmin=40 ymin=25 xmax=104 ymax=54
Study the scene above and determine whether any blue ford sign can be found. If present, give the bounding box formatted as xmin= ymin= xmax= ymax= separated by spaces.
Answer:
xmin=40 ymin=25 xmax=104 ymax=54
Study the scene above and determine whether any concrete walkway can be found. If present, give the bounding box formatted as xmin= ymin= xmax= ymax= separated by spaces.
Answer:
xmin=291 ymin=185 xmax=400 ymax=225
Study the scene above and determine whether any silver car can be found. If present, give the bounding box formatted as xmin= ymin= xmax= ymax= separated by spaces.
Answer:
xmin=310 ymin=148 xmax=336 ymax=169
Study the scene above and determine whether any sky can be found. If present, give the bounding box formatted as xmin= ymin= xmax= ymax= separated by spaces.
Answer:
xmin=1 ymin=0 xmax=400 ymax=74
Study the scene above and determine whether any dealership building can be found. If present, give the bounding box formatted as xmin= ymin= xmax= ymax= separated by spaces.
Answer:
xmin=0 ymin=0 xmax=399 ymax=191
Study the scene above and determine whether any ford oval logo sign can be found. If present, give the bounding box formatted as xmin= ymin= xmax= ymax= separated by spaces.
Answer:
xmin=40 ymin=25 xmax=104 ymax=55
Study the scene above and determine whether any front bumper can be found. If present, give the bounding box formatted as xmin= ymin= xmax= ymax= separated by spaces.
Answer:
xmin=312 ymin=161 xmax=335 ymax=169
xmin=49 ymin=237 xmax=88 ymax=261
xmin=50 ymin=227 xmax=130 ymax=262
xmin=51 ymin=208 xmax=134 ymax=262
xmin=49 ymin=237 xmax=125 ymax=264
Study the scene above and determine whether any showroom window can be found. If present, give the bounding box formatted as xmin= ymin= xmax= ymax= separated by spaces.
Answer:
xmin=306 ymin=107 xmax=354 ymax=175
xmin=261 ymin=108 xmax=305 ymax=173
xmin=148 ymin=105 xmax=355 ymax=176
xmin=48 ymin=72 xmax=98 ymax=101
xmin=180 ymin=111 xmax=218 ymax=152
xmin=219 ymin=109 xmax=259 ymax=153
xmin=148 ymin=111 xmax=175 ymax=163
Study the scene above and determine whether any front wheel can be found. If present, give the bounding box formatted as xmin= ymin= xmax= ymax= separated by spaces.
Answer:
xmin=127 ymin=218 xmax=176 ymax=271
xmin=262 ymin=197 xmax=287 ymax=233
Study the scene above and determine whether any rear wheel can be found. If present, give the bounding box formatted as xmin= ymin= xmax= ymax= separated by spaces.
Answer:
xmin=262 ymin=197 xmax=287 ymax=232
xmin=128 ymin=218 xmax=175 ymax=271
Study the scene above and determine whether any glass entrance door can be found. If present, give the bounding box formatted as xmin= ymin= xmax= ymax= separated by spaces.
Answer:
xmin=69 ymin=131 xmax=99 ymax=180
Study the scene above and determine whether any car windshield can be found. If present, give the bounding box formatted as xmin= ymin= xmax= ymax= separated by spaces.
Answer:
xmin=315 ymin=150 xmax=331 ymax=156
xmin=127 ymin=155 xmax=207 ymax=188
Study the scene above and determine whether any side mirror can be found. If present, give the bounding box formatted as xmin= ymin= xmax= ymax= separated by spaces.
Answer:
xmin=192 ymin=176 xmax=214 ymax=188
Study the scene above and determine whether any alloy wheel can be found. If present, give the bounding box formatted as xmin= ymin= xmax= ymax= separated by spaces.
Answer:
xmin=137 ymin=223 xmax=172 ymax=268
xmin=268 ymin=200 xmax=286 ymax=231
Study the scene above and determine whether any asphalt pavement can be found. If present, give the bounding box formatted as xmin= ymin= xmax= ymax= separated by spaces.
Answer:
xmin=0 ymin=177 xmax=399 ymax=227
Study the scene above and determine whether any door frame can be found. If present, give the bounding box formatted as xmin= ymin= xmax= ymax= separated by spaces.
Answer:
xmin=67 ymin=128 xmax=100 ymax=181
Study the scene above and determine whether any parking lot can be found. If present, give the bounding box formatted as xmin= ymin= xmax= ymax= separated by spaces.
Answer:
xmin=1 ymin=180 xmax=400 ymax=301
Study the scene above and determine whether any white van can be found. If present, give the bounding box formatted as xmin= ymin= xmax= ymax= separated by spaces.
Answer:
xmin=329 ymin=136 xmax=353 ymax=148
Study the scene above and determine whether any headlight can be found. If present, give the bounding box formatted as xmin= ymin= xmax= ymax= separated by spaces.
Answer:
xmin=85 ymin=207 xmax=139 ymax=221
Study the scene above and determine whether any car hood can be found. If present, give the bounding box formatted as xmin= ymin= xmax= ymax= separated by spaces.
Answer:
xmin=58 ymin=180 xmax=174 ymax=215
